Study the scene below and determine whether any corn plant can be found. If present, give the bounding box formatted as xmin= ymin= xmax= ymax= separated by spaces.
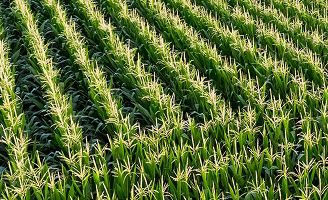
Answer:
xmin=204 ymin=0 xmax=328 ymax=85
xmin=260 ymin=0 xmax=328 ymax=36
xmin=227 ymin=0 xmax=328 ymax=64
xmin=41 ymin=0 xmax=134 ymax=138
xmin=11 ymin=0 xmax=95 ymax=198
xmin=301 ymin=0 xmax=328 ymax=17
xmin=150 ymin=0 xmax=328 ymax=122
xmin=62 ymin=0 xmax=192 ymax=198
xmin=132 ymin=0 xmax=273 ymax=111
xmin=0 ymin=0 xmax=327 ymax=198
xmin=0 ymin=26 xmax=51 ymax=200
xmin=12 ymin=0 xmax=82 ymax=152
xmin=160 ymin=0 xmax=325 ymax=86
xmin=66 ymin=0 xmax=184 ymax=129
xmin=38 ymin=0 xmax=139 ymax=197
xmin=98 ymin=0 xmax=233 ymax=122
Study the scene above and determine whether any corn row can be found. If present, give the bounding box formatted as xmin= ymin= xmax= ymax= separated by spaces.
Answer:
xmin=39 ymin=0 xmax=143 ymax=197
xmin=99 ymin=0 xmax=232 ymax=121
xmin=94 ymin=4 xmax=254 ymax=196
xmin=110 ymin=93 xmax=328 ymax=199
xmin=68 ymin=1 xmax=254 ymax=198
xmin=13 ymin=0 xmax=83 ymax=151
xmin=132 ymin=0 xmax=328 ymax=197
xmin=1 ymin=0 xmax=327 ymax=198
xmin=135 ymin=0 xmax=264 ymax=76
xmin=133 ymin=0 xmax=305 ymax=118
xmin=162 ymin=0 xmax=325 ymax=86
xmin=41 ymin=0 xmax=133 ymax=136
xmin=0 ymin=29 xmax=49 ymax=200
xmin=63 ymin=0 xmax=201 ymax=197
xmin=302 ymin=0 xmax=328 ymax=17
xmin=195 ymin=0 xmax=328 ymax=120
xmin=98 ymin=2 xmax=265 ymax=197
xmin=299 ymin=0 xmax=328 ymax=19
xmin=11 ymin=1 xmax=96 ymax=198
xmin=228 ymin=4 xmax=327 ymax=84
xmin=219 ymin=0 xmax=328 ymax=65
xmin=65 ymin=0 xmax=196 ymax=197
xmin=127 ymin=0 xmax=290 ymax=195
xmin=0 ymin=68 xmax=24 ymax=139
xmin=68 ymin=0 xmax=186 ymax=135
xmin=256 ymin=22 xmax=325 ymax=83
xmin=38 ymin=1 xmax=136 ymax=196
xmin=220 ymin=0 xmax=326 ymax=150
xmin=136 ymin=1 xmax=276 ymax=109
xmin=302 ymin=0 xmax=326 ymax=8
xmin=261 ymin=0 xmax=328 ymax=36
xmin=136 ymin=0 xmax=287 ymax=89
xmin=0 ymin=6 xmax=60 ymax=199
xmin=279 ymin=0 xmax=328 ymax=21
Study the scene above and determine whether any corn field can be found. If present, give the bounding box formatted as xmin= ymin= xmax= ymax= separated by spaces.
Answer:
xmin=0 ymin=0 xmax=328 ymax=199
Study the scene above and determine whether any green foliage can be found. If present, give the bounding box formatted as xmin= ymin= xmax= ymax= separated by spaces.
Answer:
xmin=260 ymin=0 xmax=328 ymax=35
xmin=0 ymin=0 xmax=327 ymax=199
